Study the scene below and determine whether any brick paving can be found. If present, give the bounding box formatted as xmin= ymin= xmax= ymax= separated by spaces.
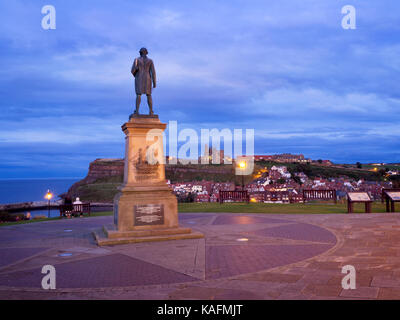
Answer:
xmin=206 ymin=244 xmax=333 ymax=279
xmin=244 ymin=223 xmax=337 ymax=243
xmin=0 ymin=253 xmax=195 ymax=288
xmin=0 ymin=247 xmax=48 ymax=267
xmin=212 ymin=215 xmax=289 ymax=225
xmin=0 ymin=212 xmax=399 ymax=299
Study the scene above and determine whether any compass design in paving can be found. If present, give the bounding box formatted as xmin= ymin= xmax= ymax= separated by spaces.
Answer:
xmin=0 ymin=214 xmax=337 ymax=290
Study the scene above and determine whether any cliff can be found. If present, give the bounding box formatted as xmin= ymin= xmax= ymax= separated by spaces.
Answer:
xmin=83 ymin=158 xmax=124 ymax=183
xmin=65 ymin=158 xmax=237 ymax=203
xmin=65 ymin=158 xmax=124 ymax=203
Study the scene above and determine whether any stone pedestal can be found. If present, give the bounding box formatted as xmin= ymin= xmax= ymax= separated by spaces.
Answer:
xmin=94 ymin=115 xmax=203 ymax=245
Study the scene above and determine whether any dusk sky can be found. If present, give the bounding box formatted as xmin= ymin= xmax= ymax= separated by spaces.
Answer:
xmin=1 ymin=0 xmax=399 ymax=179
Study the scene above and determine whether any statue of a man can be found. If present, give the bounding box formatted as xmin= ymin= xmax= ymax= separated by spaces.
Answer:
xmin=131 ymin=47 xmax=156 ymax=115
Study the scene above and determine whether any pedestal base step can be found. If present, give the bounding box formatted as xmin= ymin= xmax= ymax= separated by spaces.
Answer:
xmin=93 ymin=225 xmax=204 ymax=246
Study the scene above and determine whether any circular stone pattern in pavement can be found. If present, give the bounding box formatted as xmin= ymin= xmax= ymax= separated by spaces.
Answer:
xmin=202 ymin=214 xmax=337 ymax=279
xmin=0 ymin=214 xmax=337 ymax=289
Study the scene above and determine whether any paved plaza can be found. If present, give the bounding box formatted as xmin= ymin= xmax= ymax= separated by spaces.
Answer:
xmin=0 ymin=212 xmax=400 ymax=299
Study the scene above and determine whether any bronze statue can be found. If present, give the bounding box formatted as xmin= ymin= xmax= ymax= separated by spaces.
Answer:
xmin=131 ymin=47 xmax=156 ymax=115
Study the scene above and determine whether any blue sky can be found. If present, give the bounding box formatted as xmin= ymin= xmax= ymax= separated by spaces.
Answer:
xmin=0 ymin=0 xmax=399 ymax=178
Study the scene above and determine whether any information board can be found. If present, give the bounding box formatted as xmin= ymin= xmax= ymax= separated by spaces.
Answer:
xmin=385 ymin=192 xmax=400 ymax=201
xmin=347 ymin=192 xmax=371 ymax=202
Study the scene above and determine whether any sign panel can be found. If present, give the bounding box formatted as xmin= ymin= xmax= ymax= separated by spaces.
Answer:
xmin=134 ymin=204 xmax=164 ymax=226
xmin=385 ymin=192 xmax=400 ymax=201
xmin=348 ymin=192 xmax=371 ymax=202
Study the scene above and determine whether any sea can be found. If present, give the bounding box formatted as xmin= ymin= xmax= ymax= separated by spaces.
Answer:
xmin=0 ymin=178 xmax=80 ymax=218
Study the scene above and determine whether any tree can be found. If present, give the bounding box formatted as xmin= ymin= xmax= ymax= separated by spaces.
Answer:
xmin=277 ymin=178 xmax=286 ymax=185
xmin=293 ymin=176 xmax=303 ymax=185
xmin=390 ymin=175 xmax=400 ymax=188
xmin=356 ymin=162 xmax=362 ymax=169
xmin=291 ymin=163 xmax=312 ymax=177
xmin=378 ymin=169 xmax=387 ymax=177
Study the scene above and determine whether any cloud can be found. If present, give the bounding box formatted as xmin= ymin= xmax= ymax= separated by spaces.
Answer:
xmin=251 ymin=88 xmax=400 ymax=115
xmin=0 ymin=115 xmax=123 ymax=144
xmin=1 ymin=0 xmax=400 ymax=178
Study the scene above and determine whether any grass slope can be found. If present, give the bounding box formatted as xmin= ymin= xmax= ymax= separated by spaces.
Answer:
xmin=178 ymin=202 xmax=389 ymax=214
xmin=1 ymin=202 xmax=393 ymax=227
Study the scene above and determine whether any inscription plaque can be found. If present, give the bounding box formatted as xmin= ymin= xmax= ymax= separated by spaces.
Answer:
xmin=134 ymin=204 xmax=164 ymax=226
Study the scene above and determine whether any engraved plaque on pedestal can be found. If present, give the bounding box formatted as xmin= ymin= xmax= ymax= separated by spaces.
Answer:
xmin=134 ymin=204 xmax=164 ymax=226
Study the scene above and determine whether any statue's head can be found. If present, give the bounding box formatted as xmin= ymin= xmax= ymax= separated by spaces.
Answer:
xmin=139 ymin=47 xmax=148 ymax=56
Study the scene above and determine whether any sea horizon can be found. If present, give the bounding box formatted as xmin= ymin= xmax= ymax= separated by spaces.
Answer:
xmin=0 ymin=178 xmax=81 ymax=205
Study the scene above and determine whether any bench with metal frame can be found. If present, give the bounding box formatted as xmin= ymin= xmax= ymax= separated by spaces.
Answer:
xmin=219 ymin=191 xmax=249 ymax=204
xmin=302 ymin=189 xmax=337 ymax=204
xmin=59 ymin=203 xmax=91 ymax=217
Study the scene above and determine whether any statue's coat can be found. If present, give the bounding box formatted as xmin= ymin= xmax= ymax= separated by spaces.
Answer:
xmin=132 ymin=57 xmax=156 ymax=95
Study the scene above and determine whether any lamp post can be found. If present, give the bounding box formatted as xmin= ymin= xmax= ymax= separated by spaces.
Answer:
xmin=239 ymin=161 xmax=247 ymax=190
xmin=45 ymin=190 xmax=53 ymax=218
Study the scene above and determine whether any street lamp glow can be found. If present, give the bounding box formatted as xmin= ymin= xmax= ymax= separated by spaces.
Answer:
xmin=45 ymin=190 xmax=53 ymax=218
xmin=45 ymin=190 xmax=53 ymax=200
xmin=238 ymin=160 xmax=247 ymax=190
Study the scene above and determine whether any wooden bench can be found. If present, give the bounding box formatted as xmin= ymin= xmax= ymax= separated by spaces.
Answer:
xmin=59 ymin=203 xmax=91 ymax=217
xmin=219 ymin=191 xmax=249 ymax=204
xmin=302 ymin=189 xmax=337 ymax=203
